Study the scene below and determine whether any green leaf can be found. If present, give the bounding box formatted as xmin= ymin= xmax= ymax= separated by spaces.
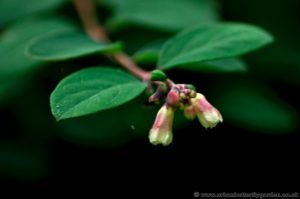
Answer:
xmin=133 ymin=39 xmax=247 ymax=73
xmin=26 ymin=29 xmax=122 ymax=61
xmin=102 ymin=0 xmax=218 ymax=31
xmin=159 ymin=23 xmax=273 ymax=69
xmin=177 ymin=58 xmax=247 ymax=73
xmin=0 ymin=16 xmax=75 ymax=78
xmin=212 ymin=81 xmax=298 ymax=133
xmin=50 ymin=67 xmax=147 ymax=121
xmin=0 ymin=0 xmax=65 ymax=26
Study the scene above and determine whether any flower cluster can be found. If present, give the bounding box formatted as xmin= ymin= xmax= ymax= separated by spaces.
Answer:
xmin=148 ymin=81 xmax=223 ymax=146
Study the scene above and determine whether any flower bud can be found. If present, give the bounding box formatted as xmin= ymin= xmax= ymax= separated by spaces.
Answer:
xmin=186 ymin=84 xmax=196 ymax=91
xmin=189 ymin=90 xmax=197 ymax=98
xmin=166 ymin=89 xmax=180 ymax=106
xmin=180 ymin=92 xmax=187 ymax=100
xmin=150 ymin=70 xmax=168 ymax=81
xmin=183 ymin=105 xmax=196 ymax=120
xmin=149 ymin=105 xmax=174 ymax=146
xmin=148 ymin=92 xmax=160 ymax=103
xmin=191 ymin=93 xmax=223 ymax=129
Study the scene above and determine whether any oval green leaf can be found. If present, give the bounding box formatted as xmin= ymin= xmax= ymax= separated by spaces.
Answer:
xmin=50 ymin=67 xmax=147 ymax=121
xmin=159 ymin=23 xmax=273 ymax=69
xmin=134 ymin=39 xmax=247 ymax=73
xmin=26 ymin=29 xmax=122 ymax=61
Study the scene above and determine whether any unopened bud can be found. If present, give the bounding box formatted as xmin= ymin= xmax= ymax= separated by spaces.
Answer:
xmin=186 ymin=84 xmax=196 ymax=91
xmin=150 ymin=70 xmax=168 ymax=81
xmin=184 ymin=105 xmax=196 ymax=120
xmin=166 ymin=89 xmax=180 ymax=106
xmin=178 ymin=102 xmax=185 ymax=110
xmin=148 ymin=92 xmax=161 ymax=103
xmin=189 ymin=90 xmax=197 ymax=98
xmin=180 ymin=92 xmax=187 ymax=100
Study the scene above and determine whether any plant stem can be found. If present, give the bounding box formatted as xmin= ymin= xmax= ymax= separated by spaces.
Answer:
xmin=73 ymin=0 xmax=108 ymax=41
xmin=112 ymin=53 xmax=151 ymax=81
xmin=73 ymin=0 xmax=151 ymax=82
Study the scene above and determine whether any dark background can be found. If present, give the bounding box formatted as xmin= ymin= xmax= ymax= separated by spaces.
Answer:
xmin=1 ymin=0 xmax=299 ymax=197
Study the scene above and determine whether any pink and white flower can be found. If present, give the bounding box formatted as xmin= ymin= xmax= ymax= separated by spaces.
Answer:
xmin=191 ymin=93 xmax=223 ymax=129
xmin=149 ymin=105 xmax=174 ymax=146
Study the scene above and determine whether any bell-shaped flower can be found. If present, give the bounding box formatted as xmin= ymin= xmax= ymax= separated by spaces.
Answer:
xmin=149 ymin=105 xmax=174 ymax=146
xmin=191 ymin=93 xmax=223 ymax=129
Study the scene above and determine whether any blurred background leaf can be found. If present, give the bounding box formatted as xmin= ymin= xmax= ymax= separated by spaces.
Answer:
xmin=0 ymin=76 xmax=30 ymax=105
xmin=0 ymin=16 xmax=75 ymax=102
xmin=101 ymin=0 xmax=219 ymax=32
xmin=211 ymin=80 xmax=298 ymax=133
xmin=0 ymin=0 xmax=65 ymax=27
xmin=222 ymin=0 xmax=300 ymax=85
xmin=0 ymin=16 xmax=75 ymax=78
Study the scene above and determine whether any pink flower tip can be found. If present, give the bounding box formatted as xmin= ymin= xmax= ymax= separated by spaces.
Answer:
xmin=149 ymin=105 xmax=174 ymax=146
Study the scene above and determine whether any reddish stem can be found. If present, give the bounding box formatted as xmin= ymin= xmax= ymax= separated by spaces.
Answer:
xmin=112 ymin=53 xmax=151 ymax=81
xmin=73 ymin=0 xmax=108 ymax=41
xmin=73 ymin=0 xmax=151 ymax=82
